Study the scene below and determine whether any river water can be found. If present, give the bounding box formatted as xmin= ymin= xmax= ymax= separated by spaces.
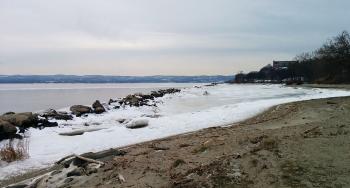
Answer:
xmin=0 ymin=83 xmax=198 ymax=114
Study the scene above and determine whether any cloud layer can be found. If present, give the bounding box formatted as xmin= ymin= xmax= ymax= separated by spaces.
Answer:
xmin=1 ymin=0 xmax=349 ymax=75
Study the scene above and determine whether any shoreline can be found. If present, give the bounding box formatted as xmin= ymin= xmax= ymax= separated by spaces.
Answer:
xmin=2 ymin=94 xmax=350 ymax=187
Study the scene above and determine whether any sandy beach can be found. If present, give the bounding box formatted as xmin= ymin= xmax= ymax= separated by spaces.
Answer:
xmin=2 ymin=93 xmax=350 ymax=187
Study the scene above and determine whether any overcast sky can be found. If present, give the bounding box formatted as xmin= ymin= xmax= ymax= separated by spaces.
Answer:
xmin=0 ymin=0 xmax=349 ymax=75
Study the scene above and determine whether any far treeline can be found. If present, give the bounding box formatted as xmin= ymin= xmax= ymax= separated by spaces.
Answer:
xmin=234 ymin=31 xmax=350 ymax=84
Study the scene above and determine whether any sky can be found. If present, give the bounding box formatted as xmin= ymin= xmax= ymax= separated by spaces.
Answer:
xmin=0 ymin=0 xmax=349 ymax=76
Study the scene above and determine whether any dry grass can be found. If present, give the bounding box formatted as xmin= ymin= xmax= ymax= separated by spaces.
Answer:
xmin=0 ymin=138 xmax=29 ymax=163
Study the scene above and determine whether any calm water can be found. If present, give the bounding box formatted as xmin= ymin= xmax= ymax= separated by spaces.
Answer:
xmin=0 ymin=83 xmax=198 ymax=114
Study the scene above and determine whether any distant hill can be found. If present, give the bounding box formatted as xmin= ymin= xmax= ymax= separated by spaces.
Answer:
xmin=0 ymin=75 xmax=233 ymax=83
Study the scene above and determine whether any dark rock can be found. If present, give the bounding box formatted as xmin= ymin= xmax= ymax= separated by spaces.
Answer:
xmin=94 ymin=107 xmax=105 ymax=114
xmin=37 ymin=119 xmax=58 ymax=128
xmin=92 ymin=100 xmax=106 ymax=114
xmin=67 ymin=167 xmax=84 ymax=177
xmin=108 ymin=99 xmax=117 ymax=105
xmin=41 ymin=109 xmax=73 ymax=121
xmin=86 ymin=167 xmax=98 ymax=174
xmin=70 ymin=105 xmax=92 ymax=117
xmin=0 ymin=119 xmax=17 ymax=140
xmin=122 ymin=94 xmax=143 ymax=106
xmin=0 ymin=112 xmax=38 ymax=129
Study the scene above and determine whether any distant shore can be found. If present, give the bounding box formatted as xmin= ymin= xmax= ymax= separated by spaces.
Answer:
xmin=2 ymin=84 xmax=350 ymax=187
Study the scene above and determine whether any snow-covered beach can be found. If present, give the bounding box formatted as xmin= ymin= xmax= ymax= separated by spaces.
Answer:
xmin=1 ymin=84 xmax=350 ymax=180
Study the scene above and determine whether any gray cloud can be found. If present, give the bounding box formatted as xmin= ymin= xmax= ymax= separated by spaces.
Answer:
xmin=0 ymin=0 xmax=349 ymax=75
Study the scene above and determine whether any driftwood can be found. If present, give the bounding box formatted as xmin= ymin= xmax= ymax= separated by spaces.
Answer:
xmin=56 ymin=154 xmax=75 ymax=164
xmin=81 ymin=148 xmax=127 ymax=160
xmin=74 ymin=155 xmax=104 ymax=166
xmin=118 ymin=173 xmax=126 ymax=183
xmin=304 ymin=126 xmax=319 ymax=134
xmin=149 ymin=144 xmax=170 ymax=151
xmin=56 ymin=149 xmax=126 ymax=166
xmin=59 ymin=128 xmax=105 ymax=136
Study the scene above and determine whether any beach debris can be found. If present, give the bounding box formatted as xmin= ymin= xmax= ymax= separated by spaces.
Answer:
xmin=149 ymin=144 xmax=170 ymax=151
xmin=118 ymin=173 xmax=126 ymax=183
xmin=56 ymin=149 xmax=126 ymax=166
xmin=232 ymin=152 xmax=241 ymax=159
xmin=73 ymin=154 xmax=105 ymax=166
xmin=70 ymin=105 xmax=93 ymax=117
xmin=92 ymin=100 xmax=106 ymax=114
xmin=179 ymin=143 xmax=191 ymax=148
xmin=303 ymin=126 xmax=322 ymax=138
xmin=172 ymin=159 xmax=186 ymax=168
xmin=126 ymin=119 xmax=149 ymax=129
xmin=326 ymin=101 xmax=337 ymax=105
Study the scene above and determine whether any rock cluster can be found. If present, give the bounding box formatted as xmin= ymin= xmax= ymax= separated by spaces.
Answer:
xmin=69 ymin=101 xmax=106 ymax=117
xmin=8 ymin=149 xmax=127 ymax=188
xmin=0 ymin=88 xmax=181 ymax=141
xmin=0 ymin=112 xmax=59 ymax=141
xmin=119 ymin=88 xmax=181 ymax=107
xmin=41 ymin=109 xmax=73 ymax=120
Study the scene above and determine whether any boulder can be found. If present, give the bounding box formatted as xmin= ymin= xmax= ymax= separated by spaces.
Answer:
xmin=126 ymin=119 xmax=149 ymax=129
xmin=70 ymin=105 xmax=92 ymax=117
xmin=92 ymin=100 xmax=106 ymax=114
xmin=41 ymin=109 xmax=73 ymax=121
xmin=0 ymin=112 xmax=38 ymax=129
xmin=0 ymin=119 xmax=17 ymax=140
